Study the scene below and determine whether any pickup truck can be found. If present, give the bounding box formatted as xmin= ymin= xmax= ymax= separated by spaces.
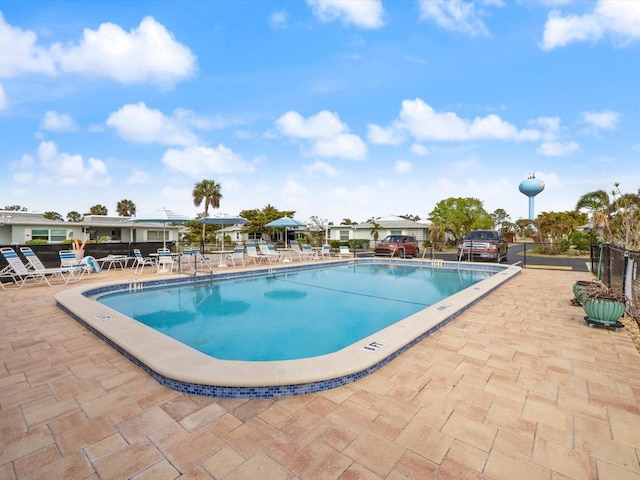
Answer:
xmin=457 ymin=230 xmax=508 ymax=263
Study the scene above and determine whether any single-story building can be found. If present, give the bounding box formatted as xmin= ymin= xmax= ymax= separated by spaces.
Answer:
xmin=328 ymin=215 xmax=431 ymax=246
xmin=0 ymin=210 xmax=182 ymax=245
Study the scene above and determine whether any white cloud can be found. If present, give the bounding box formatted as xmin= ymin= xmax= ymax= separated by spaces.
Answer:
xmin=541 ymin=1 xmax=640 ymax=50
xmin=162 ymin=145 xmax=254 ymax=176
xmin=394 ymin=160 xmax=413 ymax=174
xmin=125 ymin=168 xmax=153 ymax=186
xmin=276 ymin=110 xmax=367 ymax=160
xmin=40 ymin=111 xmax=77 ymax=132
xmin=418 ymin=0 xmax=500 ymax=37
xmin=0 ymin=12 xmax=56 ymax=77
xmin=536 ymin=141 xmax=579 ymax=156
xmin=303 ymin=160 xmax=339 ymax=177
xmin=367 ymin=123 xmax=405 ymax=145
xmin=270 ymin=11 xmax=288 ymax=29
xmin=106 ymin=102 xmax=203 ymax=147
xmin=0 ymin=13 xmax=194 ymax=87
xmin=281 ymin=180 xmax=306 ymax=196
xmin=373 ymin=98 xmax=541 ymax=142
xmin=0 ymin=84 xmax=6 ymax=110
xmin=580 ymin=110 xmax=619 ymax=134
xmin=307 ymin=0 xmax=384 ymax=29
xmin=35 ymin=141 xmax=109 ymax=185
xmin=410 ymin=144 xmax=430 ymax=156
xmin=56 ymin=16 xmax=196 ymax=86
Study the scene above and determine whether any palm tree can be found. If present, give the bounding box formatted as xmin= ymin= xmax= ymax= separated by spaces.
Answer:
xmin=66 ymin=211 xmax=82 ymax=222
xmin=369 ymin=221 xmax=381 ymax=246
xmin=575 ymin=189 xmax=613 ymax=242
xmin=192 ymin=179 xmax=222 ymax=248
xmin=116 ymin=199 xmax=136 ymax=217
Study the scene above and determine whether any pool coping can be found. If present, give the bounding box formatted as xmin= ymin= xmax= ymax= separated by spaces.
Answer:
xmin=55 ymin=259 xmax=521 ymax=398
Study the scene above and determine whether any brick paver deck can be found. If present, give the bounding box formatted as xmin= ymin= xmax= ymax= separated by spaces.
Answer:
xmin=2 ymin=267 xmax=639 ymax=479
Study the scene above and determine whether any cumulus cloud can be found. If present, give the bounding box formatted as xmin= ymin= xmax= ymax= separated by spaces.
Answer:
xmin=125 ymin=168 xmax=153 ymax=186
xmin=536 ymin=141 xmax=579 ymax=156
xmin=541 ymin=1 xmax=640 ymax=50
xmin=35 ymin=141 xmax=108 ymax=185
xmin=106 ymin=102 xmax=206 ymax=147
xmin=370 ymin=98 xmax=540 ymax=144
xmin=307 ymin=0 xmax=384 ymax=29
xmin=162 ymin=145 xmax=254 ymax=176
xmin=40 ymin=111 xmax=77 ymax=132
xmin=303 ymin=160 xmax=339 ymax=177
xmin=394 ymin=160 xmax=413 ymax=174
xmin=276 ymin=110 xmax=367 ymax=160
xmin=367 ymin=123 xmax=405 ymax=145
xmin=418 ymin=0 xmax=502 ymax=37
xmin=580 ymin=110 xmax=619 ymax=135
xmin=0 ymin=12 xmax=56 ymax=77
xmin=0 ymin=14 xmax=195 ymax=87
xmin=410 ymin=143 xmax=430 ymax=156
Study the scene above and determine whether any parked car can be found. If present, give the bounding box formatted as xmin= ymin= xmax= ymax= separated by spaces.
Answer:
xmin=373 ymin=235 xmax=419 ymax=257
xmin=457 ymin=230 xmax=508 ymax=263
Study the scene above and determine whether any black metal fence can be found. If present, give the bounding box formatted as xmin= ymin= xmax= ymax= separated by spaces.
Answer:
xmin=591 ymin=244 xmax=640 ymax=325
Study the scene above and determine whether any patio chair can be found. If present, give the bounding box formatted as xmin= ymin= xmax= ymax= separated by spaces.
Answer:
xmin=301 ymin=244 xmax=318 ymax=260
xmin=320 ymin=244 xmax=331 ymax=259
xmin=133 ymin=249 xmax=155 ymax=275
xmin=290 ymin=240 xmax=313 ymax=261
xmin=258 ymin=241 xmax=280 ymax=263
xmin=245 ymin=242 xmax=267 ymax=264
xmin=1 ymin=247 xmax=70 ymax=288
xmin=22 ymin=247 xmax=87 ymax=283
xmin=225 ymin=247 xmax=246 ymax=267
xmin=156 ymin=248 xmax=175 ymax=274
xmin=337 ymin=246 xmax=352 ymax=257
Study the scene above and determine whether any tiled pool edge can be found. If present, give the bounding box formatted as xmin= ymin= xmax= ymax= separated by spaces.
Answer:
xmin=56 ymin=260 xmax=521 ymax=398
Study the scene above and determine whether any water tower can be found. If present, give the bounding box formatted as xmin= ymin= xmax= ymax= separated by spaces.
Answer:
xmin=519 ymin=174 xmax=545 ymax=220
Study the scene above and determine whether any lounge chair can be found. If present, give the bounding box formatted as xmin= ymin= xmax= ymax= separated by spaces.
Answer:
xmin=258 ymin=241 xmax=280 ymax=263
xmin=1 ymin=247 xmax=72 ymax=288
xmin=320 ymin=244 xmax=331 ymax=259
xmin=225 ymin=247 xmax=246 ymax=267
xmin=337 ymin=246 xmax=352 ymax=257
xmin=290 ymin=240 xmax=313 ymax=261
xmin=156 ymin=248 xmax=175 ymax=273
xmin=133 ymin=248 xmax=155 ymax=275
xmin=301 ymin=244 xmax=318 ymax=260
xmin=22 ymin=247 xmax=87 ymax=283
xmin=245 ymin=242 xmax=266 ymax=264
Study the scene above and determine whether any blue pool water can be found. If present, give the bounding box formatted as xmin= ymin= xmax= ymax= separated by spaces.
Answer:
xmin=97 ymin=263 xmax=493 ymax=361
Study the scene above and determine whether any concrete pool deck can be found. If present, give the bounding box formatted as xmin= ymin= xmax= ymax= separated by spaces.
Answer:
xmin=2 ymin=263 xmax=640 ymax=479
xmin=54 ymin=260 xmax=520 ymax=396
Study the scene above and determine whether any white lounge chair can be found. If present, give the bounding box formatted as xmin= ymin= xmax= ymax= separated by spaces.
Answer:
xmin=22 ymin=247 xmax=87 ymax=283
xmin=258 ymin=241 xmax=280 ymax=263
xmin=245 ymin=242 xmax=266 ymax=264
xmin=225 ymin=247 xmax=246 ymax=267
xmin=290 ymin=240 xmax=313 ymax=261
xmin=133 ymin=248 xmax=155 ymax=275
xmin=320 ymin=244 xmax=331 ymax=259
xmin=1 ymin=247 xmax=74 ymax=288
xmin=301 ymin=244 xmax=318 ymax=260
xmin=337 ymin=246 xmax=352 ymax=257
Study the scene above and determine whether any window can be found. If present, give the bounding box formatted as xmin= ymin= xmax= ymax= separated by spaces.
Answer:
xmin=31 ymin=229 xmax=49 ymax=241
xmin=147 ymin=230 xmax=168 ymax=241
xmin=51 ymin=229 xmax=67 ymax=241
xmin=339 ymin=230 xmax=350 ymax=241
xmin=390 ymin=230 xmax=402 ymax=236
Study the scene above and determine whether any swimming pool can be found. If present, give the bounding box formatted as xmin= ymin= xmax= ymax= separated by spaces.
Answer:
xmin=96 ymin=263 xmax=493 ymax=361
xmin=56 ymin=258 xmax=520 ymax=397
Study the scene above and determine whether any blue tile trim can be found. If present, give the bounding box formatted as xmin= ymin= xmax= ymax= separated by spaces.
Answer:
xmin=59 ymin=259 xmax=517 ymax=398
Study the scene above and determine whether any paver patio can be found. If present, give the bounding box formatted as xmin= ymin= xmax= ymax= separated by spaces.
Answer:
xmin=1 ymin=266 xmax=639 ymax=479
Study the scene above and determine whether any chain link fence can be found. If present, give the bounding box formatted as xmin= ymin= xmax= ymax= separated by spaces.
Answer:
xmin=591 ymin=244 xmax=640 ymax=326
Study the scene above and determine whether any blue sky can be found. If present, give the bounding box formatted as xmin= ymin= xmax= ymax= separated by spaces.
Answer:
xmin=1 ymin=0 xmax=638 ymax=225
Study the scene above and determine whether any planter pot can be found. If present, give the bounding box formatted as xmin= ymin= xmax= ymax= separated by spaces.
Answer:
xmin=583 ymin=297 xmax=625 ymax=327
xmin=572 ymin=280 xmax=601 ymax=306
xmin=74 ymin=250 xmax=85 ymax=261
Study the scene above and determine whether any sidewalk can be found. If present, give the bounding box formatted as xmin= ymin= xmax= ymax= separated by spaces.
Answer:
xmin=1 ymin=268 xmax=639 ymax=479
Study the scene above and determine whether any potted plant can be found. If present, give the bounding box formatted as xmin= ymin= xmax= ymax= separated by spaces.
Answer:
xmin=582 ymin=286 xmax=626 ymax=329
xmin=572 ymin=280 xmax=602 ymax=306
